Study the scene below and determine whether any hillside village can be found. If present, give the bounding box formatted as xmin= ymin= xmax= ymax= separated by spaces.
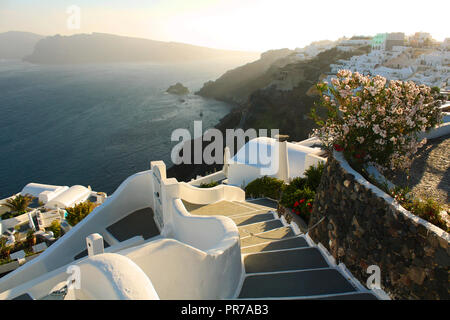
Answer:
xmin=293 ymin=32 xmax=449 ymax=90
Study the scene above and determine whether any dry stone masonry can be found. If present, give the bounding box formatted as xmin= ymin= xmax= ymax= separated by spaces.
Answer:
xmin=308 ymin=153 xmax=450 ymax=299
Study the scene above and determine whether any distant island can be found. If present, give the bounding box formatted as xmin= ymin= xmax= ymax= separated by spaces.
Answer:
xmin=166 ymin=83 xmax=189 ymax=95
xmin=19 ymin=32 xmax=259 ymax=64
xmin=0 ymin=31 xmax=44 ymax=59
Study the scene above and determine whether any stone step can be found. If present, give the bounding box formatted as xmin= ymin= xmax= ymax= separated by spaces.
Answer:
xmin=227 ymin=209 xmax=274 ymax=219
xmin=244 ymin=247 xmax=329 ymax=274
xmin=238 ymin=269 xmax=356 ymax=298
xmin=184 ymin=200 xmax=257 ymax=217
xmin=245 ymin=198 xmax=278 ymax=209
xmin=241 ymin=236 xmax=309 ymax=254
xmin=238 ymin=220 xmax=283 ymax=237
xmin=231 ymin=212 xmax=276 ymax=226
xmin=235 ymin=201 xmax=274 ymax=211
xmin=240 ymin=226 xmax=295 ymax=247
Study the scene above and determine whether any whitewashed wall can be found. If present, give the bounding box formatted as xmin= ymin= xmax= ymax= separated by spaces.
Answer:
xmin=0 ymin=170 xmax=155 ymax=294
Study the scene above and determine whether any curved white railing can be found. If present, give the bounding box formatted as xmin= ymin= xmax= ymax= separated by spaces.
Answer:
xmin=179 ymin=182 xmax=245 ymax=205
xmin=0 ymin=170 xmax=155 ymax=294
xmin=188 ymin=171 xmax=227 ymax=186
xmin=171 ymin=199 xmax=239 ymax=254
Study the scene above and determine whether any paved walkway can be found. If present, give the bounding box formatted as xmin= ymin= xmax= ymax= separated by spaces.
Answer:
xmin=390 ymin=134 xmax=449 ymax=211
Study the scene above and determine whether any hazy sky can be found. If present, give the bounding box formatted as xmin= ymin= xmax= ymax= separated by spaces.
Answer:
xmin=0 ymin=0 xmax=448 ymax=52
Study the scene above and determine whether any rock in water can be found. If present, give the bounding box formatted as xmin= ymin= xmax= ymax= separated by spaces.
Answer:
xmin=166 ymin=83 xmax=189 ymax=95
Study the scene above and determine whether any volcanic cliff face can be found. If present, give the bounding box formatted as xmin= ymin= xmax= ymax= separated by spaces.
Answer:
xmin=0 ymin=31 xmax=44 ymax=59
xmin=168 ymin=45 xmax=372 ymax=181
xmin=196 ymin=48 xmax=295 ymax=105
xmin=198 ymin=46 xmax=371 ymax=140
xmin=23 ymin=33 xmax=260 ymax=64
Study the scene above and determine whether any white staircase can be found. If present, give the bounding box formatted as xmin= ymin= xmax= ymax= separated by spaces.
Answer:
xmin=228 ymin=199 xmax=382 ymax=300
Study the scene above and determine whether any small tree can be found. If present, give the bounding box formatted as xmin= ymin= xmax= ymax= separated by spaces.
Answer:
xmin=47 ymin=220 xmax=62 ymax=238
xmin=3 ymin=194 xmax=34 ymax=216
xmin=65 ymin=201 xmax=95 ymax=226
xmin=0 ymin=237 xmax=11 ymax=259
xmin=26 ymin=230 xmax=36 ymax=246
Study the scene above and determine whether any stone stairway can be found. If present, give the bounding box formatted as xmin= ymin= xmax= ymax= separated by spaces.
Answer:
xmin=185 ymin=198 xmax=381 ymax=300
xmin=235 ymin=199 xmax=380 ymax=300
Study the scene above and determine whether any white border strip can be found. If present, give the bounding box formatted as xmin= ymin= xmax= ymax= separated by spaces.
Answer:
xmin=334 ymin=150 xmax=449 ymax=242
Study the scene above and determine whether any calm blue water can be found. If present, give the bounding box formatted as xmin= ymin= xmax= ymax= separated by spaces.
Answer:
xmin=0 ymin=59 xmax=240 ymax=198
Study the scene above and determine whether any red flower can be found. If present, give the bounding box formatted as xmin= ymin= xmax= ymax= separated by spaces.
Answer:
xmin=307 ymin=202 xmax=312 ymax=207
xmin=299 ymin=199 xmax=305 ymax=204
xmin=333 ymin=144 xmax=344 ymax=152
xmin=294 ymin=201 xmax=299 ymax=207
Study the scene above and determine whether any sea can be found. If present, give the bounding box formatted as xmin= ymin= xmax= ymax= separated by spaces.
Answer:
xmin=0 ymin=58 xmax=245 ymax=198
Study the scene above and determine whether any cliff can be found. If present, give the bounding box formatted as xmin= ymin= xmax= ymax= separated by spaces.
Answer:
xmin=23 ymin=33 xmax=260 ymax=64
xmin=196 ymin=48 xmax=294 ymax=104
xmin=0 ymin=31 xmax=44 ymax=59
xmin=168 ymin=45 xmax=372 ymax=181
xmin=197 ymin=45 xmax=371 ymax=140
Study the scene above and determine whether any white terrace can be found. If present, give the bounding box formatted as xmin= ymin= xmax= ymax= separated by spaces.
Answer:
xmin=0 ymin=137 xmax=389 ymax=300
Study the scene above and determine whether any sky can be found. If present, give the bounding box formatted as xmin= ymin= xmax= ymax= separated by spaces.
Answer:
xmin=0 ymin=0 xmax=448 ymax=52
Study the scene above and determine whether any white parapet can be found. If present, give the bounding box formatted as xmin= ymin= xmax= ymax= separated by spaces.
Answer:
xmin=227 ymin=136 xmax=326 ymax=187
xmin=419 ymin=122 xmax=450 ymax=140
xmin=86 ymin=233 xmax=104 ymax=257
xmin=275 ymin=135 xmax=290 ymax=183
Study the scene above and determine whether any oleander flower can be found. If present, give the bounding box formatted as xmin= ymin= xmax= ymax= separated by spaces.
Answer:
xmin=310 ymin=70 xmax=442 ymax=172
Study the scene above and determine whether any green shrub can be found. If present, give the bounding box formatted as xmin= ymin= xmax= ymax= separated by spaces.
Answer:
xmin=245 ymin=176 xmax=286 ymax=200
xmin=199 ymin=181 xmax=219 ymax=188
xmin=304 ymin=162 xmax=325 ymax=190
xmin=430 ymin=86 xmax=440 ymax=95
xmin=403 ymin=198 xmax=448 ymax=232
xmin=3 ymin=194 xmax=34 ymax=217
xmin=47 ymin=220 xmax=62 ymax=238
xmin=281 ymin=187 xmax=315 ymax=209
xmin=289 ymin=177 xmax=308 ymax=190
xmin=389 ymin=186 xmax=448 ymax=232
xmin=65 ymin=201 xmax=96 ymax=226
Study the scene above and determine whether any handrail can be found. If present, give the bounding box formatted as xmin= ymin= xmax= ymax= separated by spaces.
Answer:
xmin=178 ymin=182 xmax=245 ymax=205
xmin=171 ymin=198 xmax=239 ymax=254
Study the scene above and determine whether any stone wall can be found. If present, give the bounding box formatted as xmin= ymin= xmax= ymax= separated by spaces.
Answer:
xmin=308 ymin=152 xmax=450 ymax=300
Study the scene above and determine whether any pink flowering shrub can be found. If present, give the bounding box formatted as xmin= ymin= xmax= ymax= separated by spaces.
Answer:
xmin=311 ymin=70 xmax=442 ymax=171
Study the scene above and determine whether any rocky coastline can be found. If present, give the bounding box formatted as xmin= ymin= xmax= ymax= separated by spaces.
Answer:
xmin=168 ymin=45 xmax=372 ymax=181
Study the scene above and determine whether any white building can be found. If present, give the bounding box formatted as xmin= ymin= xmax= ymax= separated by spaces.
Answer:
xmin=45 ymin=185 xmax=92 ymax=209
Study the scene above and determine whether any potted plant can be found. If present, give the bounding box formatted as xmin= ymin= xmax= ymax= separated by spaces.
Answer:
xmin=0 ymin=238 xmax=12 ymax=260
xmin=3 ymin=194 xmax=34 ymax=217
xmin=26 ymin=230 xmax=36 ymax=246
